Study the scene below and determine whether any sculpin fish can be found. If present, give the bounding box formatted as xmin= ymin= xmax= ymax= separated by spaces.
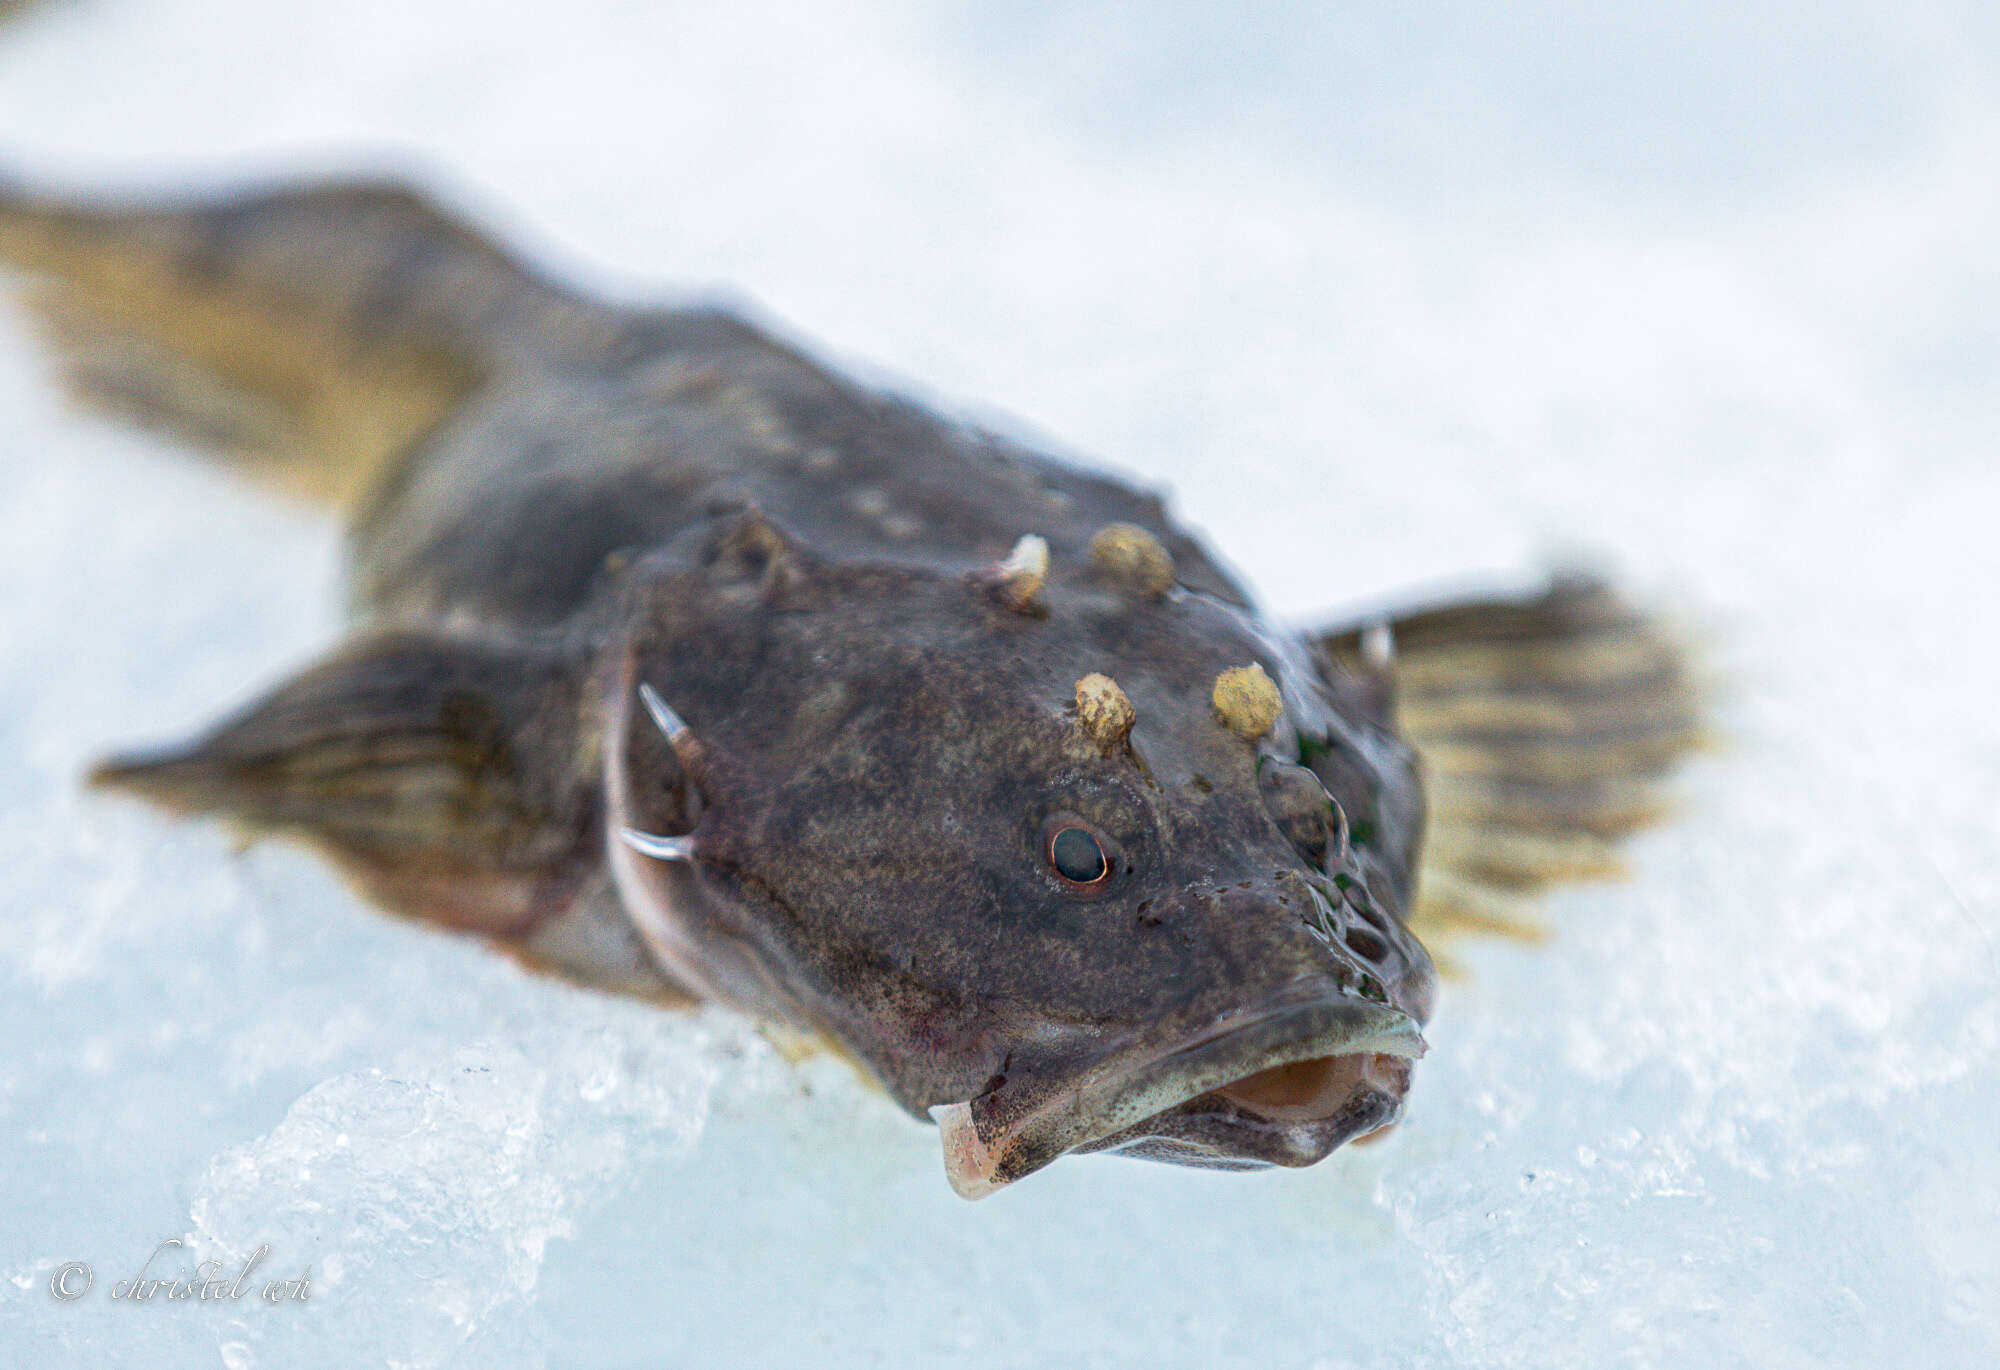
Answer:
xmin=0 ymin=177 xmax=1698 ymax=1197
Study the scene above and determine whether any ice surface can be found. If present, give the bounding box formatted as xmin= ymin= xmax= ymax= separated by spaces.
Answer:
xmin=1 ymin=1 xmax=1996 ymax=1366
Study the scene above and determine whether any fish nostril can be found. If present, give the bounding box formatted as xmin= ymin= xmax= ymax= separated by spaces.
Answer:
xmin=1343 ymin=927 xmax=1389 ymax=964
xmin=1259 ymin=761 xmax=1342 ymax=869
xmin=1350 ymin=897 xmax=1389 ymax=932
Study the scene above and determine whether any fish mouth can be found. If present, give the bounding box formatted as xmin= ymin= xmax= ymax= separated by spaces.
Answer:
xmin=931 ymin=981 xmax=1425 ymax=1199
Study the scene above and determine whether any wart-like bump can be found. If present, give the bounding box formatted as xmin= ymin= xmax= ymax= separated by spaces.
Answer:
xmin=1213 ymin=663 xmax=1282 ymax=741
xmin=1072 ymin=672 xmax=1136 ymax=755
xmin=1090 ymin=522 xmax=1175 ymax=599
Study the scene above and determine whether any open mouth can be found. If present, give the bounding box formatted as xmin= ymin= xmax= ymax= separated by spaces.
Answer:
xmin=931 ymin=982 xmax=1425 ymax=1198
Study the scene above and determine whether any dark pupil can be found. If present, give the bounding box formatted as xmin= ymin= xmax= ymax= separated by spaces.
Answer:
xmin=1050 ymin=827 xmax=1108 ymax=883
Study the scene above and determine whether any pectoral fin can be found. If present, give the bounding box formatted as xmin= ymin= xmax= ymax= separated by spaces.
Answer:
xmin=1316 ymin=572 xmax=1708 ymax=949
xmin=90 ymin=631 xmax=601 ymax=939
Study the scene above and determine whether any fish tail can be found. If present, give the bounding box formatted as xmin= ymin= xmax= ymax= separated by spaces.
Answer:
xmin=1325 ymin=571 xmax=1710 ymax=947
xmin=0 ymin=174 xmax=602 ymax=508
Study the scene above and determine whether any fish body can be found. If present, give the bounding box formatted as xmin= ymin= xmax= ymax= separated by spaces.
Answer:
xmin=0 ymin=178 xmax=1698 ymax=1195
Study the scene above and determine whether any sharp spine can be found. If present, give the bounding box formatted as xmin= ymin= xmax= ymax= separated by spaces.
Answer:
xmin=621 ymin=826 xmax=697 ymax=863
xmin=638 ymin=681 xmax=692 ymax=744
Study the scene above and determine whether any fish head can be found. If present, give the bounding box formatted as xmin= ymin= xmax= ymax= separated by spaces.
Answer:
xmin=608 ymin=524 xmax=1434 ymax=1196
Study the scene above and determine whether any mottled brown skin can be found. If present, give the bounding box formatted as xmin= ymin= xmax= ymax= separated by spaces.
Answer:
xmin=0 ymin=177 xmax=1700 ymax=1195
xmin=608 ymin=525 xmax=1428 ymax=1103
xmin=376 ymin=301 xmax=1437 ymax=1159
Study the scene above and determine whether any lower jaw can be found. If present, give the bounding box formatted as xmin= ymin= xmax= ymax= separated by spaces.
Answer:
xmin=1083 ymin=1139 xmax=1275 ymax=1171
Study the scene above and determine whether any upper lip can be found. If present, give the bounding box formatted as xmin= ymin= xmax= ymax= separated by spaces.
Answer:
xmin=930 ymin=979 xmax=1425 ymax=1199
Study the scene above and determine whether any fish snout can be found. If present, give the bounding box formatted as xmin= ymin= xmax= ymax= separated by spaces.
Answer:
xmin=1212 ymin=871 xmax=1438 ymax=1033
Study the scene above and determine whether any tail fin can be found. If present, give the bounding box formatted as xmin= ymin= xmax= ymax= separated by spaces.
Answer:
xmin=1321 ymin=573 xmax=1707 ymax=954
xmin=0 ymin=176 xmax=596 ymax=507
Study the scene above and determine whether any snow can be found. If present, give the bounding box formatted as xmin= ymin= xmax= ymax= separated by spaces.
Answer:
xmin=1 ymin=1 xmax=1995 ymax=1366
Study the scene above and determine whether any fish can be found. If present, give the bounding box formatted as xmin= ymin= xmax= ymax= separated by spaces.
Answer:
xmin=0 ymin=175 xmax=1701 ymax=1197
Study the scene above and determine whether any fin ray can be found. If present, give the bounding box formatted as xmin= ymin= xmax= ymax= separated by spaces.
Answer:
xmin=0 ymin=176 xmax=578 ymax=507
xmin=1323 ymin=573 xmax=1703 ymax=948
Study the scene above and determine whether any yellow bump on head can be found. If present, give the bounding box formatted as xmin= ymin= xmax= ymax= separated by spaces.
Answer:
xmin=1212 ymin=663 xmax=1281 ymax=741
xmin=992 ymin=534 xmax=1050 ymax=611
xmin=1073 ymin=672 xmax=1136 ymax=754
xmin=1089 ymin=522 xmax=1175 ymax=599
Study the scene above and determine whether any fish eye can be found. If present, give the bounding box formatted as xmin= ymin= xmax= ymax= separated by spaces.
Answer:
xmin=1046 ymin=822 xmax=1112 ymax=889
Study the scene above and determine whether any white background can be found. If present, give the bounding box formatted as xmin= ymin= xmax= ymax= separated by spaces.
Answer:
xmin=0 ymin=2 xmax=1995 ymax=1366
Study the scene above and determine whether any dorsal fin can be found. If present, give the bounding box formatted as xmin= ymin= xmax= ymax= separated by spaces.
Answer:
xmin=0 ymin=176 xmax=609 ymax=508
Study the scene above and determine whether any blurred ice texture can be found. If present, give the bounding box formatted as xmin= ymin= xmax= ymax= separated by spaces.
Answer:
xmin=0 ymin=1 xmax=1996 ymax=1366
